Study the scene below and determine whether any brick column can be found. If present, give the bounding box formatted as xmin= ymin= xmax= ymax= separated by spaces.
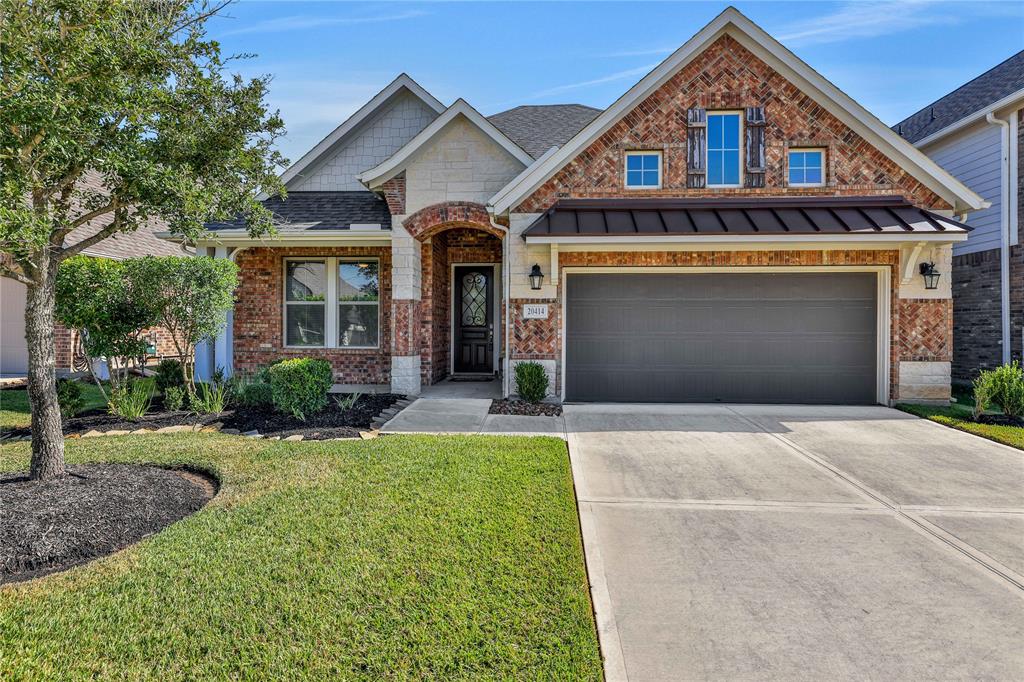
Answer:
xmin=390 ymin=220 xmax=422 ymax=395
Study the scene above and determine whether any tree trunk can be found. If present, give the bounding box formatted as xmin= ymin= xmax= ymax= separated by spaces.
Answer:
xmin=24 ymin=256 xmax=66 ymax=481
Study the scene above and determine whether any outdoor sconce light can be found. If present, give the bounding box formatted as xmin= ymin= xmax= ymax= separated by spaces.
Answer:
xmin=919 ymin=261 xmax=940 ymax=290
xmin=529 ymin=264 xmax=544 ymax=290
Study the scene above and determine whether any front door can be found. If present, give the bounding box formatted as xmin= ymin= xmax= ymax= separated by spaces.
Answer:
xmin=454 ymin=265 xmax=494 ymax=374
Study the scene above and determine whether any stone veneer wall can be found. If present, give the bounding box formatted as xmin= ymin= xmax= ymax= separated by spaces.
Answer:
xmin=507 ymin=248 xmax=953 ymax=403
xmin=515 ymin=34 xmax=948 ymax=214
xmin=232 ymin=246 xmax=392 ymax=384
xmin=950 ymin=108 xmax=1024 ymax=383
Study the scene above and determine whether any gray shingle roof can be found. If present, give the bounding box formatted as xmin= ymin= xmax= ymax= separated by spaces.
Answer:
xmin=206 ymin=191 xmax=391 ymax=231
xmin=893 ymin=51 xmax=1024 ymax=144
xmin=489 ymin=104 xmax=602 ymax=158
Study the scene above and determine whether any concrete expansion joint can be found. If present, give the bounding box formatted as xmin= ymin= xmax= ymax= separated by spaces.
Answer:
xmin=721 ymin=405 xmax=1024 ymax=594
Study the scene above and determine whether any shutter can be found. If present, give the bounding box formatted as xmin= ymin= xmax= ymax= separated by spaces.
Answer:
xmin=745 ymin=107 xmax=766 ymax=188
xmin=686 ymin=108 xmax=706 ymax=189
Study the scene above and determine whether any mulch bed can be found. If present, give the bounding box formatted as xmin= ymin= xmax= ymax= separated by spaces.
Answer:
xmin=0 ymin=464 xmax=215 ymax=584
xmin=218 ymin=393 xmax=400 ymax=440
xmin=3 ymin=393 xmax=401 ymax=441
xmin=975 ymin=414 xmax=1024 ymax=428
xmin=489 ymin=399 xmax=562 ymax=417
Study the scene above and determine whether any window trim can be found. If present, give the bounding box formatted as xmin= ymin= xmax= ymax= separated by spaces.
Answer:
xmin=623 ymin=150 xmax=663 ymax=190
xmin=283 ymin=256 xmax=381 ymax=350
xmin=706 ymin=110 xmax=744 ymax=188
xmin=787 ymin=147 xmax=827 ymax=187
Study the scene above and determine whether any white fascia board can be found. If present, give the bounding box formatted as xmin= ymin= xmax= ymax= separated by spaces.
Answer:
xmin=357 ymin=99 xmax=533 ymax=189
xmin=523 ymin=232 xmax=968 ymax=246
xmin=489 ymin=7 xmax=986 ymax=215
xmin=914 ymin=88 xmax=1024 ymax=149
xmin=167 ymin=229 xmax=392 ymax=247
xmin=277 ymin=74 xmax=445 ymax=190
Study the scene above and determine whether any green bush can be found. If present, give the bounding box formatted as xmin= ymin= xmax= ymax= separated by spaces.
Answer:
xmin=191 ymin=382 xmax=227 ymax=414
xmin=972 ymin=372 xmax=994 ymax=420
xmin=982 ymin=362 xmax=1024 ymax=420
xmin=56 ymin=379 xmax=85 ymax=419
xmin=154 ymin=359 xmax=186 ymax=395
xmin=227 ymin=369 xmax=275 ymax=409
xmin=268 ymin=358 xmax=333 ymax=421
xmin=108 ymin=379 xmax=152 ymax=419
xmin=163 ymin=385 xmax=187 ymax=411
xmin=514 ymin=362 xmax=549 ymax=403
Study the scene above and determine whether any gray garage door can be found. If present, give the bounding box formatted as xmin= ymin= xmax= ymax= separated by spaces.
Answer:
xmin=565 ymin=272 xmax=878 ymax=404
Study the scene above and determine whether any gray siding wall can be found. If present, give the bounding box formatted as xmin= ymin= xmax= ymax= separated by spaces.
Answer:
xmin=290 ymin=92 xmax=438 ymax=192
xmin=925 ymin=121 xmax=1004 ymax=256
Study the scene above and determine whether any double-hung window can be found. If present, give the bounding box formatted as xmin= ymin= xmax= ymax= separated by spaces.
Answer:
xmin=284 ymin=257 xmax=380 ymax=348
xmin=707 ymin=112 xmax=742 ymax=187
xmin=788 ymin=148 xmax=825 ymax=186
xmin=625 ymin=151 xmax=661 ymax=189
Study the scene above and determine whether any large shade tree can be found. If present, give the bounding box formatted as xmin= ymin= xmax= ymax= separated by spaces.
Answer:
xmin=0 ymin=0 xmax=285 ymax=480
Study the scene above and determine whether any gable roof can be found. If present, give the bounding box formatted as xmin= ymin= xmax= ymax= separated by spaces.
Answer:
xmin=205 ymin=192 xmax=391 ymax=232
xmin=357 ymin=99 xmax=533 ymax=189
xmin=488 ymin=104 xmax=602 ymax=158
xmin=278 ymin=74 xmax=445 ymax=189
xmin=893 ymin=51 xmax=1024 ymax=145
xmin=489 ymin=6 xmax=987 ymax=216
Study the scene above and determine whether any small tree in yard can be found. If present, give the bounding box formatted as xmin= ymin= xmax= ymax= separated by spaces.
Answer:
xmin=128 ymin=256 xmax=238 ymax=393
xmin=0 ymin=1 xmax=285 ymax=481
xmin=55 ymin=256 xmax=159 ymax=401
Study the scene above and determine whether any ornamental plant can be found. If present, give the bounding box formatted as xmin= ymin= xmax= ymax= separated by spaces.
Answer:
xmin=982 ymin=362 xmax=1024 ymax=420
xmin=514 ymin=362 xmax=549 ymax=403
xmin=268 ymin=358 xmax=334 ymax=421
xmin=1 ymin=0 xmax=285 ymax=480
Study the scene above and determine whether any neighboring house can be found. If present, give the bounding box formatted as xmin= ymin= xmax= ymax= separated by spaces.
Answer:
xmin=166 ymin=7 xmax=986 ymax=405
xmin=894 ymin=52 xmax=1023 ymax=383
xmin=0 ymin=171 xmax=190 ymax=376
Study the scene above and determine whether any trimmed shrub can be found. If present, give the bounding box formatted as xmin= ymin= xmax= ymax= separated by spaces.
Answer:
xmin=227 ymin=369 xmax=274 ymax=409
xmin=514 ymin=362 xmax=549 ymax=404
xmin=268 ymin=358 xmax=333 ymax=421
xmin=56 ymin=379 xmax=85 ymax=420
xmin=164 ymin=385 xmax=187 ymax=411
xmin=154 ymin=359 xmax=186 ymax=395
xmin=984 ymin=362 xmax=1024 ymax=420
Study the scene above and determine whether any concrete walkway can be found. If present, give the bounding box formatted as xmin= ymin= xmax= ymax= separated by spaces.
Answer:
xmin=381 ymin=397 xmax=565 ymax=437
xmin=566 ymin=404 xmax=1024 ymax=681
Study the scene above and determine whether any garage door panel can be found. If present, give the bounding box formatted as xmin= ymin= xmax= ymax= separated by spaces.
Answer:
xmin=565 ymin=273 xmax=878 ymax=404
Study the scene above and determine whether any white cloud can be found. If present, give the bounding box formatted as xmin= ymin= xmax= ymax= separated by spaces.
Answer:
xmin=515 ymin=63 xmax=658 ymax=103
xmin=777 ymin=1 xmax=956 ymax=46
xmin=219 ymin=9 xmax=427 ymax=37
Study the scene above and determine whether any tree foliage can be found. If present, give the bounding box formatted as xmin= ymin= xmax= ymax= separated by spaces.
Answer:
xmin=128 ymin=255 xmax=239 ymax=390
xmin=55 ymin=255 xmax=158 ymax=397
xmin=0 ymin=0 xmax=285 ymax=480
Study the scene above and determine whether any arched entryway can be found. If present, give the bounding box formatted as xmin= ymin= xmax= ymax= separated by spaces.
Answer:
xmin=404 ymin=202 xmax=505 ymax=387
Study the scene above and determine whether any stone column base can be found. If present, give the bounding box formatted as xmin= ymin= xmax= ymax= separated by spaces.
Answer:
xmin=391 ymin=355 xmax=421 ymax=396
xmin=897 ymin=361 xmax=951 ymax=404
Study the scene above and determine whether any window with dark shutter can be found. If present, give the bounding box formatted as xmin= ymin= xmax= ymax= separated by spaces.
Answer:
xmin=686 ymin=108 xmax=706 ymax=189
xmin=745 ymin=107 xmax=766 ymax=188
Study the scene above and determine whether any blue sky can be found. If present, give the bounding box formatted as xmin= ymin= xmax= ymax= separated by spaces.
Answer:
xmin=207 ymin=1 xmax=1024 ymax=164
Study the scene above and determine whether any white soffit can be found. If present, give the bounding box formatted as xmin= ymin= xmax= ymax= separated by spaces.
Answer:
xmin=278 ymin=74 xmax=445 ymax=189
xmin=489 ymin=7 xmax=986 ymax=215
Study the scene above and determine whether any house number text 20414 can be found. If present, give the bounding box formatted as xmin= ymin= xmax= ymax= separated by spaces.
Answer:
xmin=522 ymin=304 xmax=549 ymax=320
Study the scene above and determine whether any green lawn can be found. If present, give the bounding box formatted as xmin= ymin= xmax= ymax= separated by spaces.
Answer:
xmin=1 ymin=384 xmax=108 ymax=432
xmin=0 ymin=434 xmax=602 ymax=679
xmin=897 ymin=392 xmax=1024 ymax=451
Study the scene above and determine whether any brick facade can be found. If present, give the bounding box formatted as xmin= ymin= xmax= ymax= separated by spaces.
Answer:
xmin=54 ymin=322 xmax=182 ymax=373
xmin=507 ymin=248 xmax=947 ymax=401
xmin=515 ymin=35 xmax=949 ymax=214
xmin=233 ymin=246 xmax=392 ymax=384
xmin=403 ymin=201 xmax=504 ymax=240
xmin=381 ymin=174 xmax=406 ymax=215
xmin=950 ymin=108 xmax=1024 ymax=382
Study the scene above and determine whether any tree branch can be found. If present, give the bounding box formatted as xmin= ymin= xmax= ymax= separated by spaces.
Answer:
xmin=58 ymin=204 xmax=124 ymax=260
xmin=0 ymin=262 xmax=35 ymax=286
xmin=68 ymin=197 xmax=118 ymax=230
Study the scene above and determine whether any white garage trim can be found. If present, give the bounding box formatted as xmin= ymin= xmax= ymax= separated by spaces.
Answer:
xmin=559 ymin=266 xmax=891 ymax=405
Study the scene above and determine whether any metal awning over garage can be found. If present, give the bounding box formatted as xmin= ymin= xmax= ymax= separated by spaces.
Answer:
xmin=522 ymin=196 xmax=971 ymax=240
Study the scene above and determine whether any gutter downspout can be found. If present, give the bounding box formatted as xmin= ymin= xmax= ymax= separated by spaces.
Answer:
xmin=986 ymin=113 xmax=1012 ymax=365
xmin=487 ymin=211 xmax=511 ymax=399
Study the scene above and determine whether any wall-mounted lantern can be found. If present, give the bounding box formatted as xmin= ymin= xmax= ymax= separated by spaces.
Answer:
xmin=919 ymin=261 xmax=940 ymax=290
xmin=529 ymin=264 xmax=544 ymax=290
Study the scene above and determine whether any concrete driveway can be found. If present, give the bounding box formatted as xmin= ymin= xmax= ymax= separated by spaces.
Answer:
xmin=565 ymin=404 xmax=1024 ymax=681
